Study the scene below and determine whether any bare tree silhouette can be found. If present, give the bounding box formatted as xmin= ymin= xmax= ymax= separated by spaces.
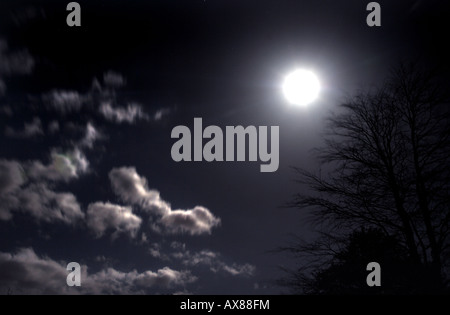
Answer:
xmin=279 ymin=228 xmax=435 ymax=294
xmin=283 ymin=62 xmax=450 ymax=294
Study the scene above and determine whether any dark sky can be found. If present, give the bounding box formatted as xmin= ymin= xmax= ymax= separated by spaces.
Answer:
xmin=0 ymin=0 xmax=449 ymax=294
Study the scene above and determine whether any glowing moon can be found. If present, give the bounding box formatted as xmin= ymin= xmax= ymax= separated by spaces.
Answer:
xmin=282 ymin=69 xmax=320 ymax=106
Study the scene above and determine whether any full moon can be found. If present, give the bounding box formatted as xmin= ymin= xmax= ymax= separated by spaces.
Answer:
xmin=282 ymin=69 xmax=320 ymax=106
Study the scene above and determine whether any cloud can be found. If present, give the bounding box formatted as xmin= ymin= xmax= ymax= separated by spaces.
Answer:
xmin=108 ymin=167 xmax=221 ymax=235
xmin=149 ymin=243 xmax=162 ymax=258
xmin=0 ymin=41 xmax=34 ymax=75
xmin=5 ymin=117 xmax=44 ymax=138
xmin=161 ymin=207 xmax=221 ymax=235
xmin=27 ymin=148 xmax=89 ymax=182
xmin=85 ymin=266 xmax=196 ymax=295
xmin=0 ymin=160 xmax=26 ymax=220
xmin=140 ymin=233 xmax=149 ymax=244
xmin=109 ymin=166 xmax=170 ymax=215
xmin=173 ymin=290 xmax=193 ymax=295
xmin=153 ymin=108 xmax=171 ymax=121
xmin=0 ymin=248 xmax=73 ymax=294
xmin=0 ymin=158 xmax=85 ymax=224
xmin=220 ymin=264 xmax=255 ymax=277
xmin=0 ymin=248 xmax=196 ymax=294
xmin=172 ymin=249 xmax=255 ymax=277
xmin=103 ymin=71 xmax=126 ymax=88
xmin=170 ymin=241 xmax=186 ymax=251
xmin=173 ymin=250 xmax=217 ymax=266
xmin=0 ymin=160 xmax=26 ymax=194
xmin=43 ymin=90 xmax=84 ymax=113
xmin=0 ymin=194 xmax=17 ymax=221
xmin=80 ymin=122 xmax=102 ymax=148
xmin=99 ymin=102 xmax=148 ymax=124
xmin=131 ymin=267 xmax=195 ymax=289
xmin=0 ymin=40 xmax=34 ymax=97
xmin=86 ymin=202 xmax=142 ymax=238
xmin=148 ymin=243 xmax=170 ymax=260
xmin=15 ymin=184 xmax=85 ymax=224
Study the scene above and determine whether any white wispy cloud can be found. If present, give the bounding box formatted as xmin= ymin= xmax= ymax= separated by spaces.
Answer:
xmin=153 ymin=108 xmax=171 ymax=121
xmin=0 ymin=248 xmax=71 ymax=294
xmin=99 ymin=102 xmax=148 ymax=124
xmin=148 ymin=243 xmax=170 ymax=260
xmin=0 ymin=248 xmax=196 ymax=294
xmin=80 ymin=122 xmax=102 ymax=148
xmin=16 ymin=183 xmax=85 ymax=224
xmin=0 ymin=159 xmax=84 ymax=224
xmin=108 ymin=167 xmax=221 ymax=235
xmin=109 ymin=166 xmax=170 ymax=215
xmin=0 ymin=183 xmax=84 ymax=224
xmin=39 ymin=71 xmax=169 ymax=128
xmin=171 ymin=248 xmax=255 ymax=277
xmin=43 ymin=90 xmax=85 ymax=113
xmin=0 ymin=159 xmax=26 ymax=220
xmin=219 ymin=264 xmax=256 ymax=277
xmin=160 ymin=206 xmax=221 ymax=235
xmin=86 ymin=202 xmax=142 ymax=238
xmin=149 ymin=243 xmax=162 ymax=258
xmin=86 ymin=266 xmax=196 ymax=295
xmin=0 ymin=159 xmax=25 ymax=194
xmin=0 ymin=40 xmax=34 ymax=96
xmin=27 ymin=148 xmax=89 ymax=182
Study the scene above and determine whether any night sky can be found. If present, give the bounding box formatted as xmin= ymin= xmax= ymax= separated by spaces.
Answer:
xmin=0 ymin=0 xmax=449 ymax=294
